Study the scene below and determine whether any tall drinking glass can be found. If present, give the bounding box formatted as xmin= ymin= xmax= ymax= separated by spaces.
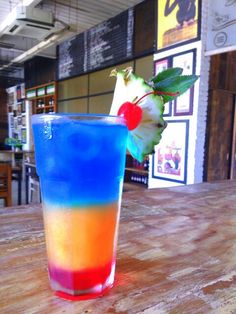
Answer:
xmin=32 ymin=114 xmax=128 ymax=300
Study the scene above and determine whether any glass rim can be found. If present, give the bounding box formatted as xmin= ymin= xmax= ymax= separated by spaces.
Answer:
xmin=31 ymin=113 xmax=126 ymax=124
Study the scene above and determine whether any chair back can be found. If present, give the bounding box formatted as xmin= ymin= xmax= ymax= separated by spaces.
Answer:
xmin=0 ymin=163 xmax=12 ymax=207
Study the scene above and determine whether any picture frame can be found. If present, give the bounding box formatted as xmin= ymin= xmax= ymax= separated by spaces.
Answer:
xmin=157 ymin=0 xmax=201 ymax=52
xmin=21 ymin=101 xmax=26 ymax=113
xmin=9 ymin=114 xmax=14 ymax=128
xmin=152 ymin=119 xmax=189 ymax=184
xmin=154 ymin=57 xmax=172 ymax=117
xmin=21 ymin=115 xmax=26 ymax=127
xmin=17 ymin=104 xmax=21 ymax=115
xmin=13 ymin=118 xmax=18 ymax=130
xmin=154 ymin=58 xmax=169 ymax=75
xmin=205 ymin=0 xmax=236 ymax=56
xmin=21 ymin=128 xmax=27 ymax=144
xmin=17 ymin=116 xmax=22 ymax=126
xmin=172 ymin=49 xmax=196 ymax=115
xmin=163 ymin=102 xmax=172 ymax=117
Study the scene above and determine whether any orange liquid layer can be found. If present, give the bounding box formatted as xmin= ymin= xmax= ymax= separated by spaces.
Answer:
xmin=43 ymin=202 xmax=120 ymax=270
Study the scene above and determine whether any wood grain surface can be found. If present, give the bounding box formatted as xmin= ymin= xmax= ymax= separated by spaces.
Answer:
xmin=1 ymin=180 xmax=236 ymax=313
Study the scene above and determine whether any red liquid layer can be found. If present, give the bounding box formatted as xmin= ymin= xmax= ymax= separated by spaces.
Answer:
xmin=48 ymin=260 xmax=115 ymax=300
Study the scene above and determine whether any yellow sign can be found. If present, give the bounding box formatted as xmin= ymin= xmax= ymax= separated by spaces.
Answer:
xmin=157 ymin=0 xmax=199 ymax=50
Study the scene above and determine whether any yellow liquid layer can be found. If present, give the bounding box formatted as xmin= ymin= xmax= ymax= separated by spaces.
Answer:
xmin=43 ymin=203 xmax=120 ymax=270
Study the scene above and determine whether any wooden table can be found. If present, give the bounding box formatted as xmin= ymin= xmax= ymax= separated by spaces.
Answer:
xmin=1 ymin=180 xmax=236 ymax=313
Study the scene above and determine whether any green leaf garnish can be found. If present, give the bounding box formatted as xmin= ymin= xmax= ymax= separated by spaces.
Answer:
xmin=148 ymin=67 xmax=199 ymax=103
xmin=152 ymin=75 xmax=199 ymax=103
xmin=151 ymin=67 xmax=183 ymax=84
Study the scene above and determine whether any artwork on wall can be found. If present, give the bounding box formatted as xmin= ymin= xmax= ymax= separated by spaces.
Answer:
xmin=152 ymin=119 xmax=189 ymax=184
xmin=21 ymin=128 xmax=27 ymax=144
xmin=9 ymin=114 xmax=14 ymax=128
xmin=172 ymin=48 xmax=196 ymax=115
xmin=206 ymin=0 xmax=236 ymax=56
xmin=157 ymin=0 xmax=200 ymax=51
xmin=13 ymin=118 xmax=18 ymax=130
xmin=21 ymin=115 xmax=26 ymax=127
xmin=17 ymin=116 xmax=22 ymax=126
xmin=154 ymin=58 xmax=169 ymax=74
xmin=163 ymin=102 xmax=172 ymax=117
xmin=154 ymin=48 xmax=196 ymax=116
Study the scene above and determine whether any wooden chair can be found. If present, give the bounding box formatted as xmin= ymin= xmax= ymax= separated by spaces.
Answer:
xmin=0 ymin=163 xmax=12 ymax=207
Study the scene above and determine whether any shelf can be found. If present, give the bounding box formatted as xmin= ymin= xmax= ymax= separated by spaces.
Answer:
xmin=36 ymin=105 xmax=54 ymax=110
xmin=26 ymin=82 xmax=57 ymax=115
xmin=29 ymin=94 xmax=54 ymax=100
xmin=125 ymin=152 xmax=149 ymax=186
xmin=125 ymin=167 xmax=148 ymax=174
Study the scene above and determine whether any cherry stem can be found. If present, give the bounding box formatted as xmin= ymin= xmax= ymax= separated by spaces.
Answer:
xmin=134 ymin=90 xmax=180 ymax=105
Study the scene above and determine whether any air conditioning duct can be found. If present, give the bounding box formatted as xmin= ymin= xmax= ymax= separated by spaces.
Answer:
xmin=0 ymin=6 xmax=55 ymax=40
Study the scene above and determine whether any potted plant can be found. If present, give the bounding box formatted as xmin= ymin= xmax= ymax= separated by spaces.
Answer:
xmin=5 ymin=138 xmax=23 ymax=151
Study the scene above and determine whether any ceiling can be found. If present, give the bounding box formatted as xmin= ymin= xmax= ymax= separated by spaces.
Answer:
xmin=0 ymin=0 xmax=143 ymax=87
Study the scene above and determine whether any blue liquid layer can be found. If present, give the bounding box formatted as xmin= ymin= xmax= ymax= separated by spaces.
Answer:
xmin=32 ymin=115 xmax=128 ymax=206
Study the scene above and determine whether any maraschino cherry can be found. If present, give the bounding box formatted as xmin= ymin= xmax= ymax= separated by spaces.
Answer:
xmin=118 ymin=91 xmax=179 ymax=131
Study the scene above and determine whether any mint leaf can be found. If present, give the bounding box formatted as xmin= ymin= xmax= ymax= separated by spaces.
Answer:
xmin=151 ymin=67 xmax=183 ymax=84
xmin=153 ymin=75 xmax=199 ymax=103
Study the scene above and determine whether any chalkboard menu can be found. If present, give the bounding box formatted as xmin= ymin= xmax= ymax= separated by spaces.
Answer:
xmin=57 ymin=34 xmax=84 ymax=80
xmin=57 ymin=8 xmax=134 ymax=80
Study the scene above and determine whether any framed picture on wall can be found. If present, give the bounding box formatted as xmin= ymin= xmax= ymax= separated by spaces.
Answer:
xmin=154 ymin=58 xmax=172 ymax=116
xmin=21 ymin=128 xmax=27 ymax=144
xmin=152 ymin=119 xmax=189 ymax=184
xmin=17 ymin=116 xmax=22 ymax=126
xmin=172 ymin=49 xmax=196 ymax=115
xmin=9 ymin=114 xmax=14 ymax=128
xmin=154 ymin=58 xmax=169 ymax=75
xmin=13 ymin=118 xmax=18 ymax=130
xmin=157 ymin=0 xmax=201 ymax=51
xmin=163 ymin=102 xmax=172 ymax=117
xmin=21 ymin=115 xmax=26 ymax=127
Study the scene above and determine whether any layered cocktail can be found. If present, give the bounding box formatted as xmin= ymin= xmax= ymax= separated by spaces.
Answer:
xmin=32 ymin=114 xmax=128 ymax=300
xmin=32 ymin=66 xmax=198 ymax=300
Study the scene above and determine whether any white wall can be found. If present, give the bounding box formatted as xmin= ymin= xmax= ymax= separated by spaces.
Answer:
xmin=149 ymin=0 xmax=211 ymax=188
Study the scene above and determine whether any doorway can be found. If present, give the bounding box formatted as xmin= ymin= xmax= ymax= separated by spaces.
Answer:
xmin=204 ymin=51 xmax=236 ymax=181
